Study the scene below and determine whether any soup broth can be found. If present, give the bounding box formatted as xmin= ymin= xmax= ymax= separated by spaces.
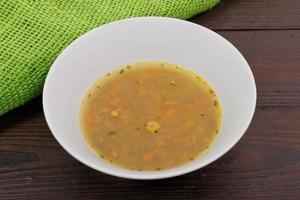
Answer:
xmin=80 ymin=61 xmax=222 ymax=171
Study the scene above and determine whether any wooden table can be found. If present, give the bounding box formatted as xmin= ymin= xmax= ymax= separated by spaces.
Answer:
xmin=1 ymin=1 xmax=300 ymax=199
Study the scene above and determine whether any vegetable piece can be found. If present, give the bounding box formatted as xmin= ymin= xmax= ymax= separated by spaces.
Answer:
xmin=170 ymin=80 xmax=176 ymax=86
xmin=137 ymin=89 xmax=146 ymax=97
xmin=112 ymin=151 xmax=118 ymax=157
xmin=110 ymin=84 xmax=121 ymax=95
xmin=85 ymin=114 xmax=93 ymax=124
xmin=143 ymin=152 xmax=155 ymax=162
xmin=164 ymin=109 xmax=176 ymax=117
xmin=146 ymin=67 xmax=161 ymax=74
xmin=110 ymin=97 xmax=122 ymax=106
xmin=164 ymin=100 xmax=180 ymax=106
xmin=145 ymin=120 xmax=160 ymax=133
xmin=184 ymin=119 xmax=194 ymax=128
xmin=111 ymin=110 xmax=120 ymax=117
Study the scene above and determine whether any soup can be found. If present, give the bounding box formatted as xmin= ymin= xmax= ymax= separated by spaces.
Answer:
xmin=79 ymin=61 xmax=222 ymax=171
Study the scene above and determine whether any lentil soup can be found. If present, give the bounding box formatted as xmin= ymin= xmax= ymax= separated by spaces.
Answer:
xmin=79 ymin=61 xmax=222 ymax=171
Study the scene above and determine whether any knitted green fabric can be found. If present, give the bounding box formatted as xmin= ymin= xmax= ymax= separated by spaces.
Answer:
xmin=0 ymin=0 xmax=219 ymax=116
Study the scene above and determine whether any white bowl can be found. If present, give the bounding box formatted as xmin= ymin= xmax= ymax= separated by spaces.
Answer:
xmin=43 ymin=17 xmax=256 ymax=180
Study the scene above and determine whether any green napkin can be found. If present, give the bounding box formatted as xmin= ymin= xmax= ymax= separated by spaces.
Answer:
xmin=0 ymin=0 xmax=219 ymax=116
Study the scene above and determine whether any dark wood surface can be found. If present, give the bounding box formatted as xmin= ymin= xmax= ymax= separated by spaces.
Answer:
xmin=1 ymin=1 xmax=300 ymax=199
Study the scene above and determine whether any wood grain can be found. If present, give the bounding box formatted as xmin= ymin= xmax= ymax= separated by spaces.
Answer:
xmin=191 ymin=0 xmax=300 ymax=30
xmin=1 ymin=1 xmax=300 ymax=199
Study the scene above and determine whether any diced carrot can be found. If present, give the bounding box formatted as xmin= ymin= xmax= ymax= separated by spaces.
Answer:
xmin=184 ymin=119 xmax=194 ymax=128
xmin=112 ymin=151 xmax=118 ymax=157
xmin=192 ymin=97 xmax=212 ymax=108
xmin=110 ymin=97 xmax=122 ymax=106
xmin=164 ymin=100 xmax=180 ymax=106
xmin=182 ymin=153 xmax=188 ymax=160
xmin=98 ymin=107 xmax=110 ymax=114
xmin=143 ymin=152 xmax=155 ymax=162
xmin=146 ymin=67 xmax=161 ymax=74
xmin=165 ymin=109 xmax=176 ymax=116
xmin=137 ymin=89 xmax=146 ymax=97
xmin=110 ymin=84 xmax=121 ymax=95
xmin=85 ymin=114 xmax=93 ymax=124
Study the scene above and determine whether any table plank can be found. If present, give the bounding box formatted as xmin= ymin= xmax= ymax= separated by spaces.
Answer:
xmin=1 ymin=29 xmax=300 ymax=199
xmin=192 ymin=0 xmax=300 ymax=30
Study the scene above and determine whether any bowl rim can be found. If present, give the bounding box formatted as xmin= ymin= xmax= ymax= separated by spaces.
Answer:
xmin=43 ymin=16 xmax=257 ymax=180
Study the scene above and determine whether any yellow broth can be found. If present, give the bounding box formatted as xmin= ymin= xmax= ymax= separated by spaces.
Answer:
xmin=79 ymin=61 xmax=222 ymax=171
